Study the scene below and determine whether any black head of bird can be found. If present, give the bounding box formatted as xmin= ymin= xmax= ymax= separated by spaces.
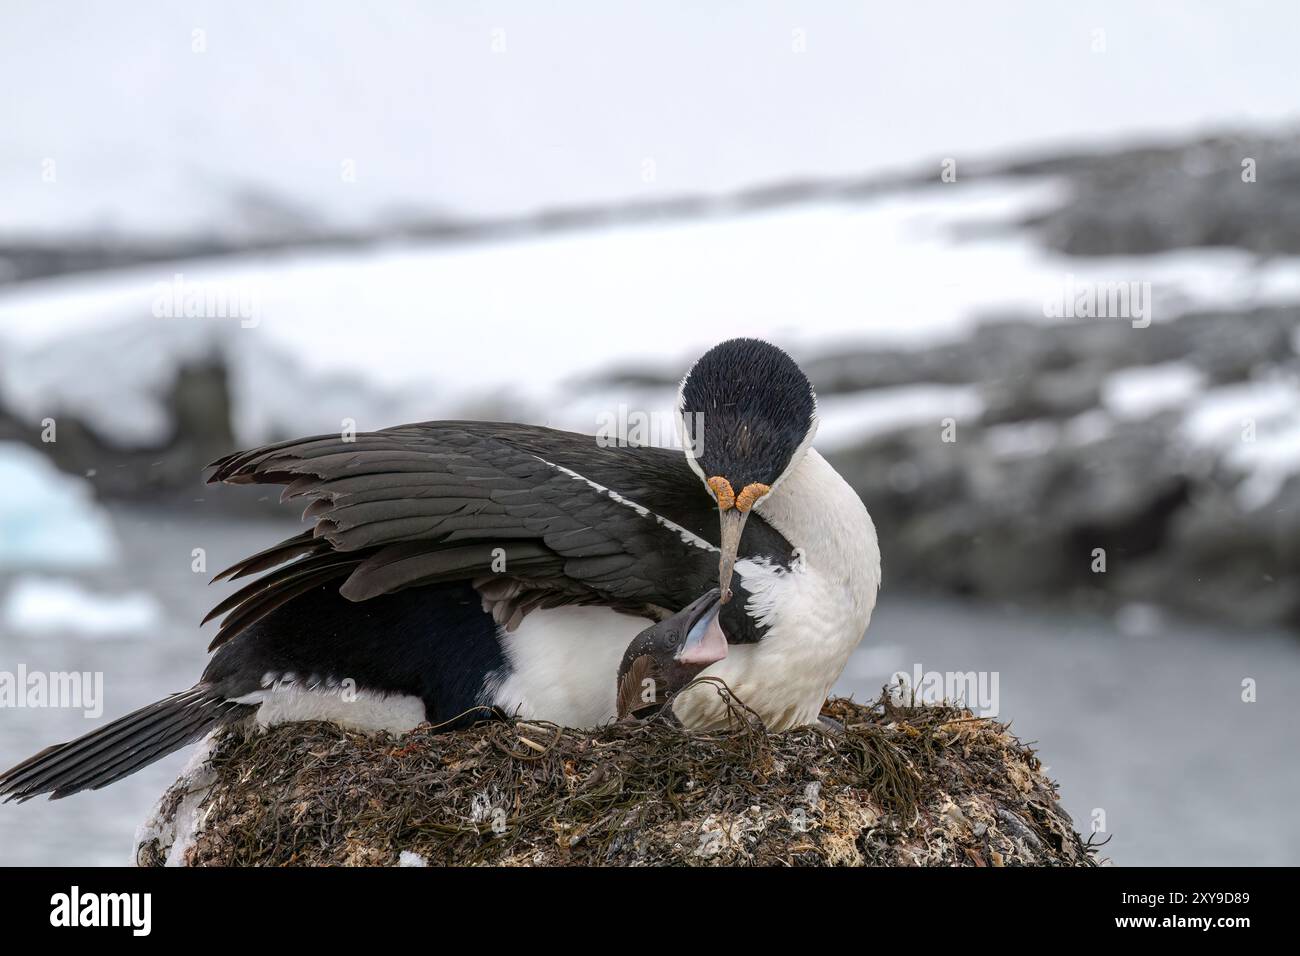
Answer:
xmin=678 ymin=338 xmax=818 ymax=603
xmin=617 ymin=588 xmax=727 ymax=720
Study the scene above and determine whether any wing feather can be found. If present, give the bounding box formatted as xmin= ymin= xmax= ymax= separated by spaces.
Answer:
xmin=203 ymin=422 xmax=791 ymax=645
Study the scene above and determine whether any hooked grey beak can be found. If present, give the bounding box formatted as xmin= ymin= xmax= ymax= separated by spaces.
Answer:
xmin=675 ymin=588 xmax=728 ymax=665
xmin=717 ymin=508 xmax=750 ymax=604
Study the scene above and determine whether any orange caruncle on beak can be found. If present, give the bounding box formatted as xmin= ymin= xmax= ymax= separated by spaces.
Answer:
xmin=735 ymin=482 xmax=770 ymax=513
xmin=706 ymin=476 xmax=735 ymax=510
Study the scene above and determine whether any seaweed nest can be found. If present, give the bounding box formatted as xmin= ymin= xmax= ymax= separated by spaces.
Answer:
xmin=136 ymin=687 xmax=1098 ymax=867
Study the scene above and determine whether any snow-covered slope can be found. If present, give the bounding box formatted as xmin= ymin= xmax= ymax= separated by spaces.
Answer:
xmin=4 ymin=176 xmax=1300 ymax=451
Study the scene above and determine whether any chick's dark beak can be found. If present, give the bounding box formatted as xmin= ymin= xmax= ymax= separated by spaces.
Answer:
xmin=674 ymin=588 xmax=728 ymax=665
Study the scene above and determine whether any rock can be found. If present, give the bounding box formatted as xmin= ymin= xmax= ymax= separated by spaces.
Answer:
xmin=0 ymin=359 xmax=236 ymax=503
xmin=1121 ymin=472 xmax=1300 ymax=628
xmin=999 ymin=133 xmax=1300 ymax=258
xmin=134 ymin=694 xmax=1095 ymax=867
xmin=979 ymin=362 xmax=1106 ymax=425
xmin=831 ymin=410 xmax=1193 ymax=596
xmin=823 ymin=302 xmax=1300 ymax=630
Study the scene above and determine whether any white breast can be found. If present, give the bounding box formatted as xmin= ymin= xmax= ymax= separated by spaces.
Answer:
xmin=673 ymin=449 xmax=881 ymax=731
xmin=484 ymin=605 xmax=646 ymax=727
xmin=670 ymin=562 xmax=861 ymax=730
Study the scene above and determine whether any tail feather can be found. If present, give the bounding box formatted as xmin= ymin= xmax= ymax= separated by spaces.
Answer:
xmin=1 ymin=686 xmax=211 ymax=790
xmin=0 ymin=686 xmax=252 ymax=802
xmin=43 ymin=699 xmax=245 ymax=798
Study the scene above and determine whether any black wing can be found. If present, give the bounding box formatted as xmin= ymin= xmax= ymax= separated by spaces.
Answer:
xmin=204 ymin=421 xmax=791 ymax=648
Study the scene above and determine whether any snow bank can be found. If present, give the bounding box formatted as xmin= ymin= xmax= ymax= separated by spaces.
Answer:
xmin=815 ymin=385 xmax=985 ymax=450
xmin=1181 ymin=377 xmax=1300 ymax=510
xmin=0 ymin=180 xmax=1066 ymax=390
xmin=0 ymin=318 xmax=434 ymax=449
xmin=1102 ymin=362 xmax=1205 ymax=420
xmin=2 ymin=577 xmax=162 ymax=637
xmin=9 ymin=176 xmax=1295 ymax=449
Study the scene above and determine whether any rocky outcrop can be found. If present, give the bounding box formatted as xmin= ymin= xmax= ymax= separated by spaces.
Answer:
xmin=806 ymin=307 xmax=1299 ymax=397
xmin=996 ymin=132 xmax=1300 ymax=257
xmin=824 ymin=306 xmax=1300 ymax=629
xmin=0 ymin=359 xmax=236 ymax=503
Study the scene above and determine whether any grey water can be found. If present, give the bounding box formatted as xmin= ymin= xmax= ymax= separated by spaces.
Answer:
xmin=1 ymin=505 xmax=1297 ymax=866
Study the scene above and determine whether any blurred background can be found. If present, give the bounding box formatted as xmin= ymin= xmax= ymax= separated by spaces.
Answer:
xmin=2 ymin=1 xmax=1299 ymax=865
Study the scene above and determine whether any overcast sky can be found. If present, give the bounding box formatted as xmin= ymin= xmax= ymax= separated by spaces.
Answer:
xmin=3 ymin=1 xmax=1299 ymax=236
